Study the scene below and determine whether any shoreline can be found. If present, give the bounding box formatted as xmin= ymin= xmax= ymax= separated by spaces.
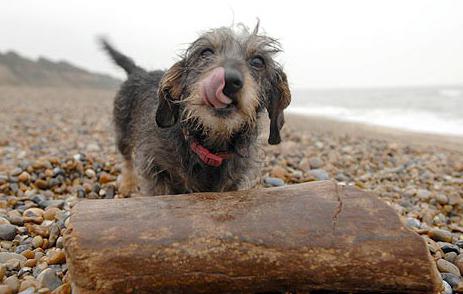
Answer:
xmin=286 ymin=114 xmax=463 ymax=152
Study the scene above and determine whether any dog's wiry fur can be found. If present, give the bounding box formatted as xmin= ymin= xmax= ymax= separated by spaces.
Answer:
xmin=102 ymin=24 xmax=291 ymax=196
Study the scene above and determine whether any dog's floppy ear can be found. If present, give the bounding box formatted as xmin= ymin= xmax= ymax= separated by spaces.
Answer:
xmin=156 ymin=61 xmax=184 ymax=128
xmin=266 ymin=67 xmax=291 ymax=145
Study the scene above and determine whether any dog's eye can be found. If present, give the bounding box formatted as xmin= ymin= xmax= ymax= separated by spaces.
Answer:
xmin=249 ymin=56 xmax=265 ymax=69
xmin=200 ymin=48 xmax=214 ymax=59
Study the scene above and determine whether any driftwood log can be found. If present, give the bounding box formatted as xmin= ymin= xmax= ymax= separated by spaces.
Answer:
xmin=64 ymin=181 xmax=441 ymax=293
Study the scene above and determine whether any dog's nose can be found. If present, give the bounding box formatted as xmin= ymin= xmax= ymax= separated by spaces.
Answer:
xmin=223 ymin=67 xmax=243 ymax=98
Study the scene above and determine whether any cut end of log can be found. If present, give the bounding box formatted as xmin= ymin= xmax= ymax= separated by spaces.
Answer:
xmin=64 ymin=181 xmax=441 ymax=293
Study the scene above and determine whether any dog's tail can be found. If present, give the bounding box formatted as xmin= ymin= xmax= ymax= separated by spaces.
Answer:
xmin=100 ymin=38 xmax=139 ymax=75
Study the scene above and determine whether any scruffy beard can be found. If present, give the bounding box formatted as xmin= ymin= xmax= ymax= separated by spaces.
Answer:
xmin=179 ymin=74 xmax=261 ymax=148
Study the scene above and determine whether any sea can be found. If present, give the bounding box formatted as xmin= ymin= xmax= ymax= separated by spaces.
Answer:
xmin=288 ymin=86 xmax=463 ymax=137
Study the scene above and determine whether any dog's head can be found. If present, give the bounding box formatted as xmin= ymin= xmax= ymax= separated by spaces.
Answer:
xmin=155 ymin=24 xmax=291 ymax=145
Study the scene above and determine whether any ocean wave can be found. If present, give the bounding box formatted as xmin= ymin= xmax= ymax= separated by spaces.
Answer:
xmin=439 ymin=89 xmax=463 ymax=98
xmin=287 ymin=105 xmax=463 ymax=136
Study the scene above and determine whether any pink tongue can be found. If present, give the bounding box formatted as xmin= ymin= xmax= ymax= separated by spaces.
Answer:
xmin=201 ymin=67 xmax=232 ymax=108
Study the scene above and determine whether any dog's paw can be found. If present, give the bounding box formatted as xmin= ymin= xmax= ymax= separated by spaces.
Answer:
xmin=117 ymin=173 xmax=138 ymax=198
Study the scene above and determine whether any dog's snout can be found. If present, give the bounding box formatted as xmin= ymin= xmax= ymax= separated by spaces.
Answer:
xmin=223 ymin=67 xmax=243 ymax=98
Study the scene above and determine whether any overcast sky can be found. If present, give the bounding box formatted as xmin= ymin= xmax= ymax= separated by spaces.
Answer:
xmin=1 ymin=0 xmax=462 ymax=88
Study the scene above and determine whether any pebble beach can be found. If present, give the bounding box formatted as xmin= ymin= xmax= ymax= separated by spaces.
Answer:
xmin=0 ymin=86 xmax=462 ymax=293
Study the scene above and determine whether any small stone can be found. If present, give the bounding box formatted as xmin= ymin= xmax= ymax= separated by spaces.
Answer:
xmin=37 ymin=268 xmax=62 ymax=291
xmin=11 ymin=167 xmax=23 ymax=176
xmin=48 ymin=223 xmax=60 ymax=246
xmin=263 ymin=177 xmax=285 ymax=187
xmin=25 ymin=224 xmax=49 ymax=237
xmin=31 ymin=194 xmax=47 ymax=204
xmin=0 ymin=217 xmax=10 ymax=225
xmin=438 ymin=242 xmax=461 ymax=254
xmin=308 ymin=157 xmax=323 ymax=169
xmin=35 ymin=179 xmax=49 ymax=190
xmin=335 ymin=172 xmax=349 ymax=182
xmin=435 ymin=194 xmax=449 ymax=205
xmin=270 ymin=166 xmax=287 ymax=179
xmin=47 ymin=250 xmax=66 ymax=265
xmin=16 ymin=244 xmax=32 ymax=254
xmin=307 ymin=169 xmax=330 ymax=181
xmin=4 ymin=276 xmax=20 ymax=293
xmin=86 ymin=142 xmax=101 ymax=152
xmin=405 ymin=217 xmax=421 ymax=230
xmin=99 ymin=173 xmax=115 ymax=184
xmin=456 ymin=240 xmax=463 ymax=249
xmin=0 ymin=224 xmax=17 ymax=241
xmin=299 ymin=158 xmax=311 ymax=171
xmin=56 ymin=236 xmax=64 ymax=249
xmin=98 ymin=189 xmax=106 ymax=197
xmin=442 ymin=280 xmax=453 ymax=294
xmin=441 ymin=273 xmax=462 ymax=290
xmin=0 ymin=285 xmax=13 ymax=294
xmin=455 ymin=254 xmax=463 ymax=274
xmin=24 ymin=208 xmax=45 ymax=218
xmin=416 ymin=189 xmax=432 ymax=201
xmin=0 ymin=252 xmax=27 ymax=266
xmin=437 ymin=258 xmax=461 ymax=276
xmin=84 ymin=169 xmax=96 ymax=178
xmin=39 ymin=200 xmax=64 ymax=209
xmin=43 ymin=208 xmax=60 ymax=221
xmin=8 ymin=215 xmax=24 ymax=226
xmin=448 ymin=194 xmax=462 ymax=206
xmin=18 ymin=288 xmax=35 ymax=294
xmin=21 ymin=249 xmax=35 ymax=259
xmin=428 ymin=228 xmax=453 ymax=242
xmin=19 ymin=278 xmax=37 ymax=292
xmin=51 ymin=283 xmax=71 ymax=294
xmin=104 ymin=185 xmax=115 ymax=199
xmin=1 ymin=240 xmax=12 ymax=249
xmin=32 ymin=235 xmax=44 ymax=248
xmin=18 ymin=171 xmax=31 ymax=183
xmin=24 ymin=258 xmax=37 ymax=268
xmin=444 ymin=252 xmax=458 ymax=263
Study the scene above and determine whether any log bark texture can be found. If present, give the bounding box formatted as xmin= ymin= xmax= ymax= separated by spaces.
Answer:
xmin=64 ymin=181 xmax=441 ymax=293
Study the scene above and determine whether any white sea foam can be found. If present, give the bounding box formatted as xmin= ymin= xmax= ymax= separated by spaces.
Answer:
xmin=288 ymin=105 xmax=463 ymax=136
xmin=289 ymin=87 xmax=463 ymax=137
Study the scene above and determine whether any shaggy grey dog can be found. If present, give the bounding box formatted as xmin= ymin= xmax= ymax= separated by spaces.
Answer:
xmin=102 ymin=25 xmax=291 ymax=196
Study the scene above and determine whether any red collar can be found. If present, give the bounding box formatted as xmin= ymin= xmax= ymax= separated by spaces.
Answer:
xmin=190 ymin=141 xmax=233 ymax=167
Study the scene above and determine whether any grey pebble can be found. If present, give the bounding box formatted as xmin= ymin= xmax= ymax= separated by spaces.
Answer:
xmin=405 ymin=217 xmax=421 ymax=230
xmin=0 ymin=224 xmax=17 ymax=241
xmin=444 ymin=252 xmax=458 ymax=263
xmin=8 ymin=215 xmax=24 ymax=226
xmin=39 ymin=199 xmax=65 ymax=209
xmin=437 ymin=258 xmax=461 ymax=276
xmin=48 ymin=223 xmax=60 ymax=246
xmin=307 ymin=169 xmax=330 ymax=181
xmin=441 ymin=273 xmax=462 ymax=290
xmin=15 ymin=244 xmax=31 ymax=254
xmin=442 ymin=280 xmax=453 ymax=294
xmin=56 ymin=236 xmax=64 ymax=249
xmin=416 ymin=189 xmax=432 ymax=201
xmin=263 ymin=177 xmax=285 ymax=187
xmin=18 ymin=266 xmax=33 ymax=277
xmin=0 ymin=252 xmax=27 ymax=265
xmin=52 ymin=167 xmax=64 ymax=176
xmin=18 ymin=287 xmax=35 ymax=294
xmin=30 ymin=194 xmax=46 ymax=204
xmin=308 ymin=157 xmax=323 ymax=169
xmin=438 ymin=242 xmax=461 ymax=254
xmin=37 ymin=268 xmax=62 ymax=291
